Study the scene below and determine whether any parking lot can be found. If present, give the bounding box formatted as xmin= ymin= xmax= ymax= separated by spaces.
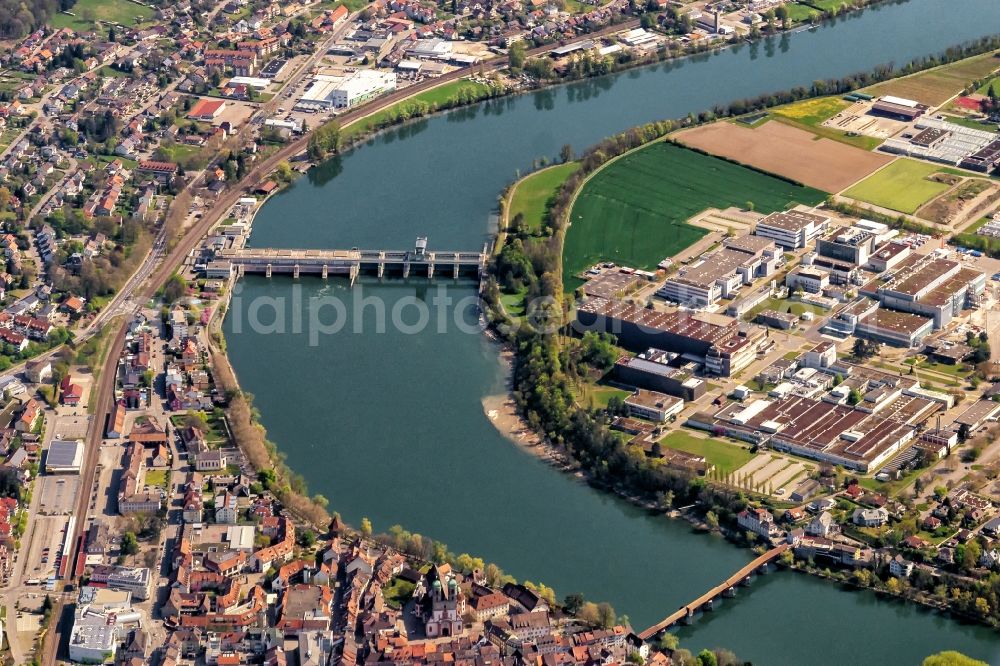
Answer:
xmin=37 ymin=475 xmax=79 ymax=516
xmin=22 ymin=515 xmax=69 ymax=581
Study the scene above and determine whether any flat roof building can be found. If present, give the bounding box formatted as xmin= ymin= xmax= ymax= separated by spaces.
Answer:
xmin=46 ymin=439 xmax=84 ymax=473
xmin=658 ymin=235 xmax=780 ymax=307
xmin=860 ymin=253 xmax=986 ymax=328
xmin=688 ymin=394 xmax=917 ymax=472
xmin=624 ymin=389 xmax=684 ymax=422
xmin=855 ymin=309 xmax=934 ymax=348
xmin=754 ymin=210 xmax=829 ymax=249
xmin=330 ymin=70 xmax=396 ymax=109
xmin=613 ymin=348 xmax=706 ymax=401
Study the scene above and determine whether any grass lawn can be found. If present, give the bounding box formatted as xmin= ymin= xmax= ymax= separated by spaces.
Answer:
xmin=144 ymin=469 xmax=169 ymax=488
xmin=500 ymin=289 xmax=527 ymax=317
xmin=383 ymin=578 xmax=416 ymax=609
xmin=508 ymin=163 xmax=580 ymax=234
xmin=577 ymin=383 xmax=630 ymax=409
xmin=772 ymin=97 xmax=849 ymax=127
xmin=170 ymin=412 xmax=229 ymax=445
xmin=940 ymin=114 xmax=995 ymax=132
xmin=745 ymin=296 xmax=826 ymax=321
xmin=50 ymin=0 xmax=155 ymax=30
xmin=660 ymin=431 xmax=754 ymax=475
xmin=563 ymin=142 xmax=826 ymax=289
xmin=785 ymin=3 xmax=819 ymax=22
xmin=843 ymin=159 xmax=959 ymax=214
xmin=343 ymin=79 xmax=491 ymax=141
xmin=961 ymin=216 xmax=992 ymax=233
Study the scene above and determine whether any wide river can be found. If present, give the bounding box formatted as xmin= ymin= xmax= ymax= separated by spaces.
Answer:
xmin=226 ymin=1 xmax=1000 ymax=662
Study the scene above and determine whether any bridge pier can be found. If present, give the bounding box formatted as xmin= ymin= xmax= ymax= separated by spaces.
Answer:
xmin=378 ymin=262 xmax=385 ymax=278
xmin=265 ymin=264 xmax=272 ymax=278
xmin=427 ymin=263 xmax=434 ymax=279
xmin=403 ymin=262 xmax=410 ymax=279
xmin=293 ymin=264 xmax=300 ymax=279
xmin=682 ymin=609 xmax=694 ymax=625
xmin=723 ymin=586 xmax=736 ymax=598
xmin=741 ymin=575 xmax=752 ymax=586
xmin=453 ymin=263 xmax=459 ymax=279
xmin=703 ymin=599 xmax=714 ymax=612
xmin=349 ymin=265 xmax=359 ymax=287
xmin=322 ymin=264 xmax=328 ymax=279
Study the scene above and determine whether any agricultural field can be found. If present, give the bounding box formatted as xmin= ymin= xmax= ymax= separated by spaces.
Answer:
xmin=772 ymin=97 xmax=850 ymax=127
xmin=342 ymin=80 xmax=492 ymax=141
xmin=659 ymin=431 xmax=754 ymax=475
xmin=863 ymin=51 xmax=1000 ymax=107
xmin=675 ymin=120 xmax=889 ymax=191
xmin=843 ymin=159 xmax=963 ymax=214
xmin=49 ymin=0 xmax=155 ymax=30
xmin=563 ymin=143 xmax=826 ymax=288
xmin=508 ymin=162 xmax=580 ymax=235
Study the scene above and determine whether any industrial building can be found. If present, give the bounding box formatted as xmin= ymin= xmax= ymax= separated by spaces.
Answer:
xmin=881 ymin=117 xmax=998 ymax=166
xmin=871 ymin=95 xmax=927 ymax=121
xmin=298 ymin=70 xmax=397 ymax=109
xmin=785 ymin=266 xmax=829 ymax=294
xmin=657 ymin=235 xmax=781 ymax=306
xmin=753 ymin=210 xmax=829 ymax=249
xmin=46 ymin=439 xmax=84 ymax=473
xmin=624 ymin=389 xmax=684 ymax=422
xmin=860 ymin=253 xmax=986 ymax=328
xmin=854 ymin=309 xmax=934 ymax=348
xmin=613 ymin=348 xmax=706 ymax=400
xmin=867 ymin=241 xmax=912 ymax=273
xmin=575 ymin=298 xmax=763 ymax=376
xmin=687 ymin=394 xmax=917 ymax=472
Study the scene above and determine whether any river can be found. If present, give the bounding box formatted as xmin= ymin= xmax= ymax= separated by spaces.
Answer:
xmin=225 ymin=0 xmax=1000 ymax=662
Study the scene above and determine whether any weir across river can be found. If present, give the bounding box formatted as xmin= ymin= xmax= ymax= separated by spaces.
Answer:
xmin=638 ymin=543 xmax=790 ymax=641
xmin=214 ymin=237 xmax=490 ymax=284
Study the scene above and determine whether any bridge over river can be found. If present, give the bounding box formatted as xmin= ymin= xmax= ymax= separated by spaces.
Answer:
xmin=211 ymin=237 xmax=490 ymax=284
xmin=638 ymin=543 xmax=790 ymax=641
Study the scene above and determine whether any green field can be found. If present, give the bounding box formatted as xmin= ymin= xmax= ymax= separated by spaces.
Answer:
xmin=772 ymin=97 xmax=849 ymax=127
xmin=864 ymin=51 xmax=1000 ymax=107
xmin=660 ymin=431 xmax=754 ymax=475
xmin=785 ymin=3 xmax=819 ymax=22
xmin=563 ymin=143 xmax=826 ymax=289
xmin=49 ymin=0 xmax=155 ymax=30
xmin=343 ymin=80 xmax=492 ymax=141
xmin=144 ymin=469 xmax=169 ymax=488
xmin=843 ymin=159 xmax=959 ymax=214
xmin=508 ymin=163 xmax=580 ymax=235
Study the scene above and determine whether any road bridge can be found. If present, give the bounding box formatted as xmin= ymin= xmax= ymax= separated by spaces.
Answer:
xmin=638 ymin=543 xmax=790 ymax=641
xmin=213 ymin=237 xmax=489 ymax=283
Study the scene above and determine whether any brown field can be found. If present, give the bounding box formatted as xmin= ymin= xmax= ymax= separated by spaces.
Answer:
xmin=674 ymin=120 xmax=892 ymax=193
xmin=863 ymin=52 xmax=1000 ymax=107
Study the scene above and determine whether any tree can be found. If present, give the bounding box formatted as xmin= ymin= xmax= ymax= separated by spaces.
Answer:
xmin=848 ymin=388 xmax=863 ymax=406
xmin=275 ymin=161 xmax=294 ymax=183
xmin=121 ymin=532 xmax=139 ymax=556
xmin=297 ymin=529 xmax=316 ymax=547
xmin=559 ymin=144 xmax=574 ymax=163
xmin=509 ymin=41 xmax=527 ymax=70
xmin=596 ymin=602 xmax=617 ymax=629
xmin=657 ymin=633 xmax=679 ymax=651
xmin=923 ymin=652 xmax=989 ymax=666
xmin=705 ymin=510 xmax=719 ymax=529
xmin=697 ymin=650 xmax=718 ymax=666
xmin=360 ymin=516 xmax=373 ymax=537
xmin=162 ymin=274 xmax=187 ymax=304
xmin=563 ymin=593 xmax=585 ymax=615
